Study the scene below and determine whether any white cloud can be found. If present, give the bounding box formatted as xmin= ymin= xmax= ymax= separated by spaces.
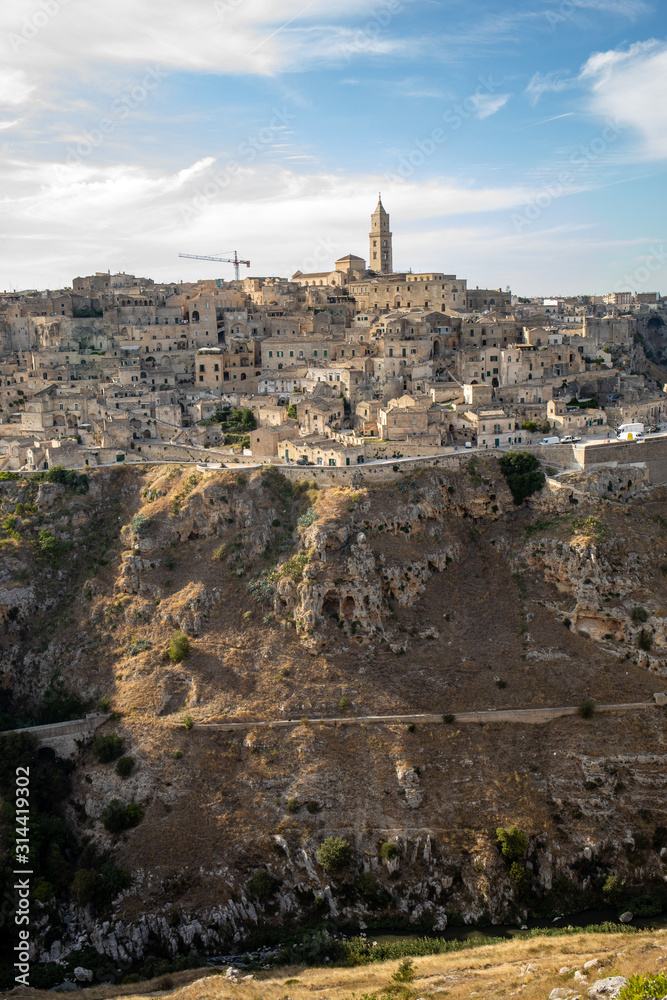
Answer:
xmin=0 ymin=119 xmax=20 ymax=130
xmin=570 ymin=0 xmax=650 ymax=16
xmin=580 ymin=39 xmax=667 ymax=160
xmin=468 ymin=92 xmax=511 ymax=119
xmin=0 ymin=0 xmax=415 ymax=93
xmin=0 ymin=155 xmax=593 ymax=287
xmin=0 ymin=67 xmax=34 ymax=106
xmin=525 ymin=70 xmax=576 ymax=106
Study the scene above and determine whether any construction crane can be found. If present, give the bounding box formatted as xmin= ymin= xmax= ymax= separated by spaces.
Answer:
xmin=178 ymin=250 xmax=250 ymax=281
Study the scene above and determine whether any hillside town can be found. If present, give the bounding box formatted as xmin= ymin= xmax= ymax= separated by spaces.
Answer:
xmin=1 ymin=198 xmax=665 ymax=472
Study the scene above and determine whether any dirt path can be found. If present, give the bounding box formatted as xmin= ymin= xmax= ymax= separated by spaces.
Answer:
xmin=193 ymin=699 xmax=660 ymax=731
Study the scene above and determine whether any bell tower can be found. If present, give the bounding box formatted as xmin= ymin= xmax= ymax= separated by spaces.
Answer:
xmin=369 ymin=194 xmax=392 ymax=274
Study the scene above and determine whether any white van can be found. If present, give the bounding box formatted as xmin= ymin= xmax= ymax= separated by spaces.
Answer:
xmin=617 ymin=422 xmax=644 ymax=441
xmin=539 ymin=436 xmax=560 ymax=446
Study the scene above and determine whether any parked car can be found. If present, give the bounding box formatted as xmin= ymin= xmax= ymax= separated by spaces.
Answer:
xmin=539 ymin=436 xmax=560 ymax=446
xmin=560 ymin=435 xmax=581 ymax=443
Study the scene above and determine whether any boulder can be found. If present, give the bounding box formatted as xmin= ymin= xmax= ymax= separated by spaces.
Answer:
xmin=73 ymin=968 xmax=94 ymax=982
xmin=587 ymin=977 xmax=628 ymax=999
xmin=619 ymin=911 xmax=633 ymax=923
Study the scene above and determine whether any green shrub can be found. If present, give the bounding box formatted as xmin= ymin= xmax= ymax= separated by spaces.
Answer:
xmin=71 ymin=868 xmax=98 ymax=906
xmin=578 ymin=697 xmax=596 ymax=719
xmin=602 ymin=873 xmax=624 ymax=903
xmin=246 ymin=868 xmax=280 ymax=900
xmin=638 ymin=630 xmax=653 ymax=652
xmin=37 ymin=466 xmax=89 ymax=494
xmin=498 ymin=452 xmax=545 ymax=505
xmin=406 ymin=722 xmax=415 ymax=732
xmin=317 ymin=836 xmax=352 ymax=872
xmin=35 ymin=529 xmax=71 ymax=566
xmin=509 ymin=861 xmax=531 ymax=891
xmin=392 ymin=958 xmax=415 ymax=983
xmin=92 ymin=733 xmax=124 ymax=763
xmin=212 ymin=542 xmax=227 ymax=561
xmin=39 ymin=679 xmax=89 ymax=724
xmin=357 ymin=870 xmax=383 ymax=901
xmin=130 ymin=513 xmax=149 ymax=536
xmin=168 ymin=631 xmax=190 ymax=662
xmin=101 ymin=798 xmax=144 ymax=834
xmin=442 ymin=713 xmax=456 ymax=724
xmin=496 ymin=825 xmax=528 ymax=861
xmin=182 ymin=714 xmax=194 ymax=730
xmin=115 ymin=756 xmax=135 ymax=778
xmin=286 ymin=797 xmax=299 ymax=813
xmin=620 ymin=973 xmax=667 ymax=999
xmin=297 ymin=507 xmax=318 ymax=529
xmin=279 ymin=549 xmax=311 ymax=582
xmin=339 ymin=696 xmax=350 ymax=712
xmin=71 ymin=863 xmax=131 ymax=907
xmin=380 ymin=841 xmax=398 ymax=861
xmin=32 ymin=878 xmax=55 ymax=903
xmin=631 ymin=605 xmax=649 ymax=624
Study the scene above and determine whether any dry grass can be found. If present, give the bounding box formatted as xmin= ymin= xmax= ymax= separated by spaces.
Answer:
xmin=15 ymin=929 xmax=667 ymax=1000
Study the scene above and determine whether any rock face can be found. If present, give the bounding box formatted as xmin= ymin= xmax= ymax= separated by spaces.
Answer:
xmin=3 ymin=461 xmax=667 ymax=970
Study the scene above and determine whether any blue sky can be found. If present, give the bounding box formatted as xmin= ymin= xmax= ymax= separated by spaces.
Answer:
xmin=0 ymin=0 xmax=666 ymax=294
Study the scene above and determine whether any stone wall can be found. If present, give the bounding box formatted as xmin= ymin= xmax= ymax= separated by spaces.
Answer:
xmin=1 ymin=713 xmax=111 ymax=758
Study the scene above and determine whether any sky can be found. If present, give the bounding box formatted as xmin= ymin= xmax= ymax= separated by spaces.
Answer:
xmin=0 ymin=0 xmax=666 ymax=295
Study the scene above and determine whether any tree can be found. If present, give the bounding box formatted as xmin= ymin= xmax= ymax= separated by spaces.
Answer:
xmin=101 ymin=798 xmax=144 ymax=834
xmin=380 ymin=841 xmax=398 ymax=861
xmin=496 ymin=825 xmax=528 ymax=861
xmin=286 ymin=404 xmax=298 ymax=420
xmin=578 ymin=698 xmax=596 ymax=719
xmin=168 ymin=631 xmax=190 ymax=663
xmin=316 ymin=836 xmax=352 ymax=873
xmin=499 ymin=452 xmax=545 ymax=505
xmin=115 ymin=756 xmax=135 ymax=778
xmin=92 ymin=733 xmax=124 ymax=763
xmin=246 ymin=869 xmax=280 ymax=900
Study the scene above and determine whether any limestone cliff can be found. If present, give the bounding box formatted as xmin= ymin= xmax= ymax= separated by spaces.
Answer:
xmin=1 ymin=459 xmax=667 ymax=970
